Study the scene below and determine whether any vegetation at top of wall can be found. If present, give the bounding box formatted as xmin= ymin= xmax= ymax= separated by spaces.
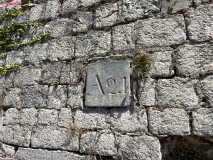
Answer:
xmin=131 ymin=50 xmax=152 ymax=80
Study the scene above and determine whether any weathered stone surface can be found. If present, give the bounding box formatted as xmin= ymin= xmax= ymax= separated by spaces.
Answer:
xmin=85 ymin=61 xmax=130 ymax=107
xmin=6 ymin=51 xmax=25 ymax=65
xmin=80 ymin=132 xmax=117 ymax=156
xmin=3 ymin=88 xmax=22 ymax=108
xmin=31 ymin=128 xmax=79 ymax=151
xmin=148 ymin=108 xmax=190 ymax=135
xmin=29 ymin=4 xmax=45 ymax=21
xmin=41 ymin=63 xmax=63 ymax=84
xmin=12 ymin=12 xmax=29 ymax=24
xmin=69 ymin=11 xmax=93 ymax=33
xmin=0 ymin=73 xmax=15 ymax=87
xmin=111 ymin=108 xmax=147 ymax=133
xmin=38 ymin=109 xmax=58 ymax=126
xmin=1 ymin=144 xmax=16 ymax=158
xmin=43 ymin=0 xmax=60 ymax=19
xmin=74 ymin=108 xmax=109 ymax=129
xmin=117 ymin=135 xmax=161 ymax=160
xmin=136 ymin=15 xmax=186 ymax=47
xmin=20 ymin=108 xmax=37 ymax=126
xmin=47 ymin=37 xmax=75 ymax=61
xmin=67 ymin=85 xmax=83 ymax=109
xmin=157 ymin=78 xmax=199 ymax=107
xmin=58 ymin=108 xmax=72 ymax=128
xmin=60 ymin=0 xmax=79 ymax=15
xmin=43 ymin=18 xmax=69 ymax=38
xmin=23 ymin=85 xmax=48 ymax=108
xmin=120 ymin=0 xmax=159 ymax=21
xmin=75 ymin=31 xmax=111 ymax=57
xmin=20 ymin=25 xmax=44 ymax=42
xmin=14 ymin=67 xmax=41 ymax=86
xmin=112 ymin=23 xmax=135 ymax=51
xmin=201 ymin=75 xmax=213 ymax=107
xmin=47 ymin=85 xmax=67 ymax=109
xmin=3 ymin=108 xmax=19 ymax=125
xmin=15 ymin=147 xmax=94 ymax=160
xmin=95 ymin=2 xmax=119 ymax=28
xmin=0 ymin=125 xmax=31 ymax=147
xmin=186 ymin=5 xmax=213 ymax=42
xmin=161 ymin=0 xmax=190 ymax=14
xmin=192 ymin=108 xmax=213 ymax=136
xmin=149 ymin=51 xmax=174 ymax=78
xmin=174 ymin=43 xmax=213 ymax=78
xmin=79 ymin=0 xmax=101 ymax=7
xmin=138 ymin=78 xmax=156 ymax=106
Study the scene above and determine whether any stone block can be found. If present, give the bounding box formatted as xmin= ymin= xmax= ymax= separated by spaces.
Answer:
xmin=12 ymin=12 xmax=29 ymax=24
xmin=23 ymin=85 xmax=48 ymax=108
xmin=3 ymin=88 xmax=22 ymax=108
xmin=79 ymin=0 xmax=101 ymax=7
xmin=20 ymin=108 xmax=37 ymax=126
xmin=31 ymin=128 xmax=79 ymax=151
xmin=112 ymin=23 xmax=135 ymax=51
xmin=157 ymin=78 xmax=199 ymax=107
xmin=38 ymin=109 xmax=58 ymax=126
xmin=69 ymin=11 xmax=93 ymax=33
xmin=117 ymin=135 xmax=161 ymax=160
xmin=138 ymin=78 xmax=156 ymax=106
xmin=3 ymin=108 xmax=19 ymax=125
xmin=148 ymin=108 xmax=190 ymax=135
xmin=58 ymin=108 xmax=72 ymax=128
xmin=14 ymin=67 xmax=41 ymax=86
xmin=60 ymin=0 xmax=79 ymax=15
xmin=75 ymin=31 xmax=111 ymax=57
xmin=47 ymin=85 xmax=67 ymax=109
xmin=67 ymin=85 xmax=83 ymax=109
xmin=29 ymin=4 xmax=45 ymax=21
xmin=80 ymin=132 xmax=117 ymax=156
xmin=174 ymin=43 xmax=213 ymax=78
xmin=149 ymin=51 xmax=174 ymax=78
xmin=74 ymin=108 xmax=109 ymax=129
xmin=43 ymin=0 xmax=60 ymax=19
xmin=6 ymin=51 xmax=25 ymax=65
xmin=192 ymin=108 xmax=213 ymax=136
xmin=186 ymin=5 xmax=213 ymax=42
xmin=0 ymin=126 xmax=31 ymax=147
xmin=136 ymin=15 xmax=186 ymax=47
xmin=47 ymin=37 xmax=75 ymax=61
xmin=119 ymin=0 xmax=159 ymax=21
xmin=111 ymin=108 xmax=148 ymax=133
xmin=85 ymin=61 xmax=130 ymax=107
xmin=15 ymin=148 xmax=94 ymax=160
xmin=95 ymin=2 xmax=119 ymax=28
xmin=201 ymin=75 xmax=213 ymax=107
xmin=43 ymin=18 xmax=70 ymax=38
xmin=1 ymin=144 xmax=16 ymax=158
xmin=161 ymin=0 xmax=190 ymax=14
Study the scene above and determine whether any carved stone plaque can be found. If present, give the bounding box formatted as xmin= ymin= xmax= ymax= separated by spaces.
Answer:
xmin=85 ymin=60 xmax=130 ymax=107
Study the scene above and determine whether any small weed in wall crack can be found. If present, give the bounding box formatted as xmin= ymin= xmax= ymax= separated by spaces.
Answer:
xmin=0 ymin=64 xmax=20 ymax=75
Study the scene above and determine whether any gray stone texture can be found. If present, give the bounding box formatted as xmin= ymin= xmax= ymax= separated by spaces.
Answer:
xmin=20 ymin=25 xmax=44 ymax=42
xmin=79 ymin=0 xmax=101 ymax=7
xmin=80 ymin=132 xmax=117 ymax=156
xmin=43 ymin=0 xmax=60 ymax=19
xmin=15 ymin=148 xmax=94 ymax=160
xmin=6 ymin=51 xmax=25 ymax=65
xmin=58 ymin=108 xmax=73 ymax=128
xmin=12 ymin=12 xmax=29 ymax=24
xmin=47 ymin=85 xmax=67 ymax=109
xmin=138 ymin=78 xmax=156 ymax=106
xmin=14 ymin=67 xmax=41 ymax=86
xmin=136 ymin=15 xmax=186 ymax=47
xmin=0 ymin=125 xmax=31 ymax=147
xmin=67 ymin=85 xmax=83 ymax=109
xmin=111 ymin=108 xmax=148 ymax=133
xmin=3 ymin=108 xmax=19 ymax=125
xmin=186 ymin=5 xmax=213 ymax=42
xmin=149 ymin=51 xmax=174 ymax=78
xmin=0 ymin=144 xmax=16 ymax=158
xmin=174 ymin=43 xmax=213 ymax=78
xmin=192 ymin=108 xmax=213 ymax=136
xmin=75 ymin=31 xmax=111 ymax=57
xmin=3 ymin=88 xmax=22 ymax=108
xmin=23 ymin=85 xmax=48 ymax=108
xmin=112 ymin=23 xmax=135 ymax=51
xmin=95 ymin=2 xmax=119 ymax=28
xmin=157 ymin=78 xmax=199 ymax=107
xmin=201 ymin=75 xmax=213 ymax=107
xmin=74 ymin=108 xmax=110 ymax=129
xmin=85 ymin=61 xmax=130 ymax=107
xmin=31 ymin=128 xmax=79 ymax=151
xmin=29 ymin=4 xmax=45 ymax=21
xmin=148 ymin=108 xmax=190 ymax=135
xmin=120 ymin=0 xmax=159 ymax=21
xmin=60 ymin=0 xmax=79 ymax=15
xmin=117 ymin=135 xmax=162 ymax=160
xmin=20 ymin=108 xmax=37 ymax=126
xmin=38 ymin=109 xmax=58 ymax=126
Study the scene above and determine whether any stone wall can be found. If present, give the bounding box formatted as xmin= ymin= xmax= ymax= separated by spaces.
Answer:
xmin=0 ymin=0 xmax=213 ymax=159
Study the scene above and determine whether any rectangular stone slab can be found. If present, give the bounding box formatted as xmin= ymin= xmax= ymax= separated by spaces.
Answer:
xmin=85 ymin=60 xmax=130 ymax=107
